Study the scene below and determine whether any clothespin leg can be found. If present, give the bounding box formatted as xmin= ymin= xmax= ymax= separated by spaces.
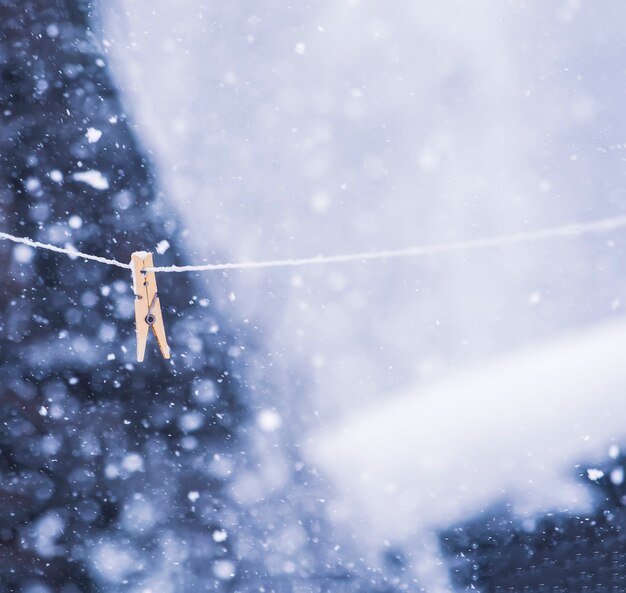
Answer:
xmin=135 ymin=315 xmax=150 ymax=362
xmin=150 ymin=295 xmax=170 ymax=359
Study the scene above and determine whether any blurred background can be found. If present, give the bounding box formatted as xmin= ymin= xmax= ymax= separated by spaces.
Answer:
xmin=41 ymin=0 xmax=626 ymax=589
xmin=100 ymin=0 xmax=626 ymax=420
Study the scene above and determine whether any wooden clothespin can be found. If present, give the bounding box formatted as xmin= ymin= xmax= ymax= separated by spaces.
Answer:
xmin=131 ymin=251 xmax=170 ymax=362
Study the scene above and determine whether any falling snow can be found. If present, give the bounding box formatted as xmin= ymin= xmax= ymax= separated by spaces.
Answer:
xmin=85 ymin=127 xmax=103 ymax=143
xmin=155 ymin=239 xmax=170 ymax=254
xmin=3 ymin=2 xmax=626 ymax=593
xmin=72 ymin=170 xmax=109 ymax=190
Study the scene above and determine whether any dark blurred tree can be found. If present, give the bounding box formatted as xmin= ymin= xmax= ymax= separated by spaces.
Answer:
xmin=0 ymin=1 xmax=250 ymax=591
xmin=441 ymin=455 xmax=626 ymax=592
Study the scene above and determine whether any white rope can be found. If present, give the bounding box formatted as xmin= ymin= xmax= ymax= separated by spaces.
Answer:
xmin=0 ymin=231 xmax=131 ymax=269
xmin=2 ymin=213 xmax=626 ymax=275
xmin=146 ymin=214 xmax=626 ymax=273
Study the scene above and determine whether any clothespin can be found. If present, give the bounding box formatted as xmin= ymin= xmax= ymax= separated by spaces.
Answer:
xmin=131 ymin=251 xmax=170 ymax=362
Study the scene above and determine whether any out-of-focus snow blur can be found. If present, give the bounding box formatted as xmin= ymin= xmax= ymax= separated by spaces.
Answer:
xmin=100 ymin=0 xmax=626 ymax=420
xmin=308 ymin=318 xmax=626 ymax=539
xmin=100 ymin=0 xmax=626 ymax=579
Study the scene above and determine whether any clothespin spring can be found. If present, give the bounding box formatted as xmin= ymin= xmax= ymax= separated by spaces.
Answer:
xmin=146 ymin=291 xmax=159 ymax=326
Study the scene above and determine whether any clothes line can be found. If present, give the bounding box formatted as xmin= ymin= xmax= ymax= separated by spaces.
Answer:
xmin=2 ymin=213 xmax=626 ymax=275
xmin=147 ymin=214 xmax=626 ymax=272
xmin=0 ymin=231 xmax=131 ymax=269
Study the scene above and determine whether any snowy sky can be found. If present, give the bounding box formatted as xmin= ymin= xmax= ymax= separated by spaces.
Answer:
xmin=99 ymin=1 xmax=626 ymax=583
